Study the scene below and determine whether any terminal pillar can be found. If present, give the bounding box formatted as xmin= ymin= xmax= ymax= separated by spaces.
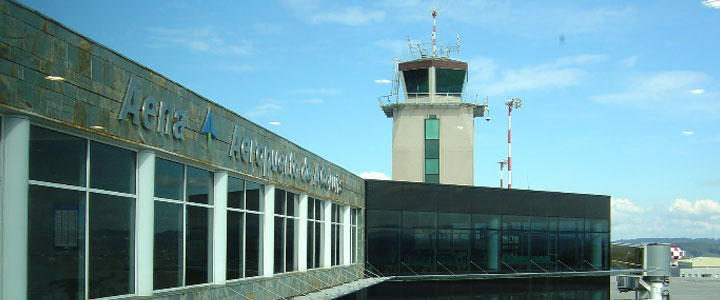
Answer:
xmin=2 ymin=116 xmax=30 ymax=300
xmin=213 ymin=171 xmax=228 ymax=284
xmin=136 ymin=150 xmax=155 ymax=295
xmin=322 ymin=201 xmax=332 ymax=267
xmin=298 ymin=193 xmax=308 ymax=271
xmin=261 ymin=184 xmax=275 ymax=276
xmin=487 ymin=217 xmax=500 ymax=271
xmin=342 ymin=205 xmax=351 ymax=265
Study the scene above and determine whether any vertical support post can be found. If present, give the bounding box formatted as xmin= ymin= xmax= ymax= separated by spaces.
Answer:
xmin=507 ymin=105 xmax=512 ymax=189
xmin=136 ymin=150 xmax=156 ymax=295
xmin=342 ymin=205 xmax=351 ymax=265
xmin=1 ymin=116 xmax=29 ymax=300
xmin=322 ymin=201 xmax=332 ymax=268
xmin=261 ymin=184 xmax=275 ymax=276
xmin=429 ymin=67 xmax=436 ymax=103
xmin=213 ymin=171 xmax=228 ymax=285
xmin=298 ymin=193 xmax=308 ymax=271
xmin=487 ymin=217 xmax=500 ymax=271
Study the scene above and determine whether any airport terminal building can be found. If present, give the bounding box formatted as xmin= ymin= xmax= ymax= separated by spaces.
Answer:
xmin=1 ymin=1 xmax=611 ymax=299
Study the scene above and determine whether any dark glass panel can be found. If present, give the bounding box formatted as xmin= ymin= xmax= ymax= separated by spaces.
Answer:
xmin=585 ymin=233 xmax=609 ymax=270
xmin=501 ymin=191 xmax=531 ymax=215
xmin=425 ymin=139 xmax=439 ymax=159
xmin=558 ymin=217 xmax=583 ymax=232
xmin=30 ymin=126 xmax=86 ymax=186
xmin=90 ymin=142 xmax=136 ymax=194
xmin=245 ymin=213 xmax=260 ymax=277
xmin=558 ymin=233 xmax=582 ymax=269
xmin=274 ymin=217 xmax=285 ymax=273
xmin=530 ymin=216 xmax=548 ymax=231
xmin=331 ymin=224 xmax=338 ymax=265
xmin=402 ymin=211 xmax=436 ymax=228
xmin=424 ymin=159 xmax=439 ymax=175
xmin=227 ymin=177 xmax=245 ymax=209
xmin=502 ymin=215 xmax=528 ymax=231
xmin=437 ymin=228 xmax=470 ymax=273
xmin=155 ymin=158 xmax=183 ymax=200
xmin=245 ymin=181 xmax=262 ymax=212
xmin=186 ymin=167 xmax=211 ymax=204
xmin=585 ymin=195 xmax=611 ymax=219
xmin=438 ymin=213 xmax=470 ymax=229
xmin=403 ymin=68 xmax=429 ymax=94
xmin=186 ymin=206 xmax=212 ymax=285
xmin=401 ymin=228 xmax=435 ymax=273
xmin=275 ymin=189 xmax=286 ymax=215
xmin=286 ymin=218 xmax=296 ymax=271
xmin=351 ymin=226 xmax=358 ymax=263
xmin=153 ymin=201 xmax=183 ymax=289
xmin=367 ymin=227 xmax=400 ymax=274
xmin=470 ymin=229 xmax=500 ymax=272
xmin=425 ymin=174 xmax=439 ymax=184
xmin=315 ymin=199 xmax=323 ymax=220
xmin=226 ymin=211 xmax=243 ymax=280
xmin=585 ymin=218 xmax=609 ymax=233
xmin=28 ymin=186 xmax=85 ymax=300
xmin=314 ymin=222 xmax=322 ymax=268
xmin=307 ymin=222 xmax=314 ymax=268
xmin=529 ymin=232 xmax=554 ymax=272
xmin=472 ymin=214 xmax=501 ymax=231
xmin=435 ymin=68 xmax=466 ymax=94
xmin=501 ymin=231 xmax=530 ymax=271
xmin=307 ymin=198 xmax=314 ymax=220
xmin=89 ymin=193 xmax=135 ymax=298
xmin=287 ymin=192 xmax=296 ymax=217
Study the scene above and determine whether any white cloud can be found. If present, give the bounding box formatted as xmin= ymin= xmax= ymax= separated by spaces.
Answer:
xmin=669 ymin=199 xmax=720 ymax=215
xmin=146 ymin=26 xmax=253 ymax=56
xmin=283 ymin=1 xmax=385 ymax=26
xmin=469 ymin=54 xmax=606 ymax=96
xmin=612 ymin=197 xmax=644 ymax=214
xmin=375 ymin=79 xmax=391 ymax=84
xmin=305 ymin=98 xmax=325 ymax=104
xmin=358 ymin=171 xmax=391 ymax=180
xmin=592 ymin=71 xmax=712 ymax=108
xmin=268 ymin=121 xmax=281 ymax=126
xmin=690 ymin=89 xmax=705 ymax=94
xmin=682 ymin=131 xmax=694 ymax=135
xmin=245 ymin=99 xmax=283 ymax=117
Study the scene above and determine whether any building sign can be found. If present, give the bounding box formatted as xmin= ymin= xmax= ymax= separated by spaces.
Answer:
xmin=118 ymin=77 xmax=343 ymax=194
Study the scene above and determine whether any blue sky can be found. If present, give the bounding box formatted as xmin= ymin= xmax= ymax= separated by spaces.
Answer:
xmin=18 ymin=0 xmax=720 ymax=239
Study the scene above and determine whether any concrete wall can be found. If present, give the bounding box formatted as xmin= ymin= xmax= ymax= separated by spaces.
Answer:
xmin=391 ymin=103 xmax=474 ymax=185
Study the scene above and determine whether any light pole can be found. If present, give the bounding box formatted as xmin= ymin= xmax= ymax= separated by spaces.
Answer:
xmin=505 ymin=98 xmax=522 ymax=189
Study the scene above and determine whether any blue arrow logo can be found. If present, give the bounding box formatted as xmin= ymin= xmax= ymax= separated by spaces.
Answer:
xmin=201 ymin=107 xmax=216 ymax=146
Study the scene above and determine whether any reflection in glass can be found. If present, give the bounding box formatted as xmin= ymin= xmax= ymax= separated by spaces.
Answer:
xmin=227 ymin=177 xmax=244 ymax=209
xmin=186 ymin=206 xmax=212 ymax=285
xmin=90 ymin=141 xmax=136 ymax=194
xmin=155 ymin=158 xmax=183 ymax=200
xmin=227 ymin=211 xmax=244 ymax=280
xmin=28 ymin=186 xmax=85 ymax=300
xmin=245 ymin=213 xmax=260 ymax=277
xmin=186 ymin=167 xmax=211 ymax=204
xmin=286 ymin=218 xmax=296 ymax=271
xmin=274 ymin=217 xmax=285 ymax=273
xmin=246 ymin=181 xmax=262 ymax=211
xmin=30 ymin=126 xmax=86 ymax=186
xmin=89 ymin=193 xmax=135 ymax=298
xmin=154 ymin=201 xmax=183 ymax=289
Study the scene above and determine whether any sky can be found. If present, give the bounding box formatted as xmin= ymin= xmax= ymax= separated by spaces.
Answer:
xmin=17 ymin=0 xmax=720 ymax=240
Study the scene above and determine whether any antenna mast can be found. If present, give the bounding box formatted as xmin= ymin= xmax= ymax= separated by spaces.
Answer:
xmin=432 ymin=10 xmax=437 ymax=57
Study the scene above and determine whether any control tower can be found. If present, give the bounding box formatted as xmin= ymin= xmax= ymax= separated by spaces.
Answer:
xmin=379 ymin=12 xmax=488 ymax=185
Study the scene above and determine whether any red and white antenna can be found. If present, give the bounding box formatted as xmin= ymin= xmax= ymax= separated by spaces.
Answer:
xmin=498 ymin=159 xmax=507 ymax=188
xmin=432 ymin=10 xmax=438 ymax=57
xmin=506 ymin=98 xmax=522 ymax=189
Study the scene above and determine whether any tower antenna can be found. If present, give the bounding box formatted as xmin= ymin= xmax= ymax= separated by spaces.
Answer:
xmin=432 ymin=10 xmax=438 ymax=57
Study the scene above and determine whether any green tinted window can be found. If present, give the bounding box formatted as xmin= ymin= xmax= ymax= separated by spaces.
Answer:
xmin=425 ymin=175 xmax=439 ymax=184
xmin=425 ymin=139 xmax=439 ymax=159
xmin=425 ymin=159 xmax=439 ymax=174
xmin=403 ymin=69 xmax=429 ymax=93
xmin=425 ymin=119 xmax=439 ymax=139
xmin=435 ymin=68 xmax=466 ymax=95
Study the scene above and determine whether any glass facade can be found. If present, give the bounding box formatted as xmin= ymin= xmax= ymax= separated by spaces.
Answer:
xmin=365 ymin=180 xmax=610 ymax=275
xmin=154 ymin=158 xmax=214 ymax=289
xmin=274 ymin=189 xmax=298 ymax=273
xmin=337 ymin=277 xmax=610 ymax=300
xmin=403 ymin=69 xmax=429 ymax=98
xmin=227 ymin=177 xmax=263 ymax=280
xmin=435 ymin=68 xmax=466 ymax=97
xmin=28 ymin=126 xmax=136 ymax=299
xmin=307 ymin=197 xmax=325 ymax=269
xmin=331 ymin=203 xmax=343 ymax=266
xmin=425 ymin=117 xmax=439 ymax=184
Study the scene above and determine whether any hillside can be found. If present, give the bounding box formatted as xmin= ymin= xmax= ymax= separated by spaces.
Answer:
xmin=614 ymin=238 xmax=720 ymax=258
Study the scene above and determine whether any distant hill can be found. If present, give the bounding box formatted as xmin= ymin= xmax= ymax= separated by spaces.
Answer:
xmin=614 ymin=238 xmax=720 ymax=258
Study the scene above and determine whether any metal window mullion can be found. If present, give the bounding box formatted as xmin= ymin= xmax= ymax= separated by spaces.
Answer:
xmin=84 ymin=140 xmax=90 ymax=300
xmin=241 ymin=180 xmax=246 ymax=279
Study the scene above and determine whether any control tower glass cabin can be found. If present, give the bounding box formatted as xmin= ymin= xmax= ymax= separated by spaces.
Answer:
xmin=380 ymin=57 xmax=487 ymax=185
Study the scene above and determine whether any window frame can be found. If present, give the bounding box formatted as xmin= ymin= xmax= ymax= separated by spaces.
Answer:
xmin=225 ymin=175 xmax=264 ymax=282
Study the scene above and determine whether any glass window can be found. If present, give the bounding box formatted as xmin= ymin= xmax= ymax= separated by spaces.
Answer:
xmin=331 ymin=203 xmax=343 ymax=266
xmin=435 ymin=68 xmax=466 ymax=95
xmin=226 ymin=176 xmax=262 ymax=280
xmin=89 ymin=193 xmax=135 ymax=298
xmin=227 ymin=210 xmax=243 ymax=280
xmin=425 ymin=139 xmax=439 ymax=159
xmin=28 ymin=127 xmax=138 ymax=299
xmin=30 ymin=126 xmax=86 ymax=186
xmin=227 ymin=177 xmax=244 ymax=209
xmin=425 ymin=119 xmax=439 ymax=140
xmin=155 ymin=158 xmax=183 ymax=200
xmin=246 ymin=181 xmax=262 ymax=211
xmin=186 ymin=205 xmax=212 ymax=285
xmin=403 ymin=69 xmax=429 ymax=94
xmin=245 ymin=213 xmax=261 ymax=277
xmin=307 ymin=198 xmax=325 ymax=269
xmin=274 ymin=189 xmax=298 ymax=273
xmin=425 ymin=159 xmax=439 ymax=175
xmin=154 ymin=201 xmax=183 ymax=289
xmin=186 ymin=166 xmax=212 ymax=204
xmin=424 ymin=174 xmax=439 ymax=184
xmin=90 ymin=141 xmax=136 ymax=194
